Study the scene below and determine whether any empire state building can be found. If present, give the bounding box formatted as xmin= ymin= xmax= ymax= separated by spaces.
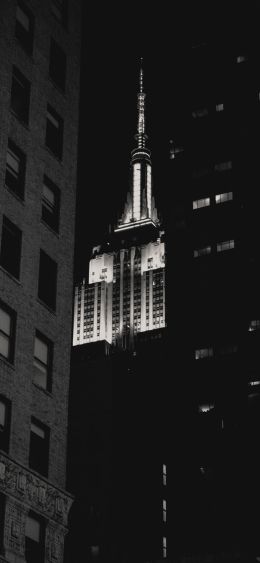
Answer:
xmin=73 ymin=63 xmax=166 ymax=348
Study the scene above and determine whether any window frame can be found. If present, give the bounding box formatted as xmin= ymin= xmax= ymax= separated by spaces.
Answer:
xmin=33 ymin=330 xmax=53 ymax=392
xmin=38 ymin=249 xmax=57 ymax=311
xmin=41 ymin=175 xmax=60 ymax=233
xmin=0 ymin=394 xmax=11 ymax=453
xmin=15 ymin=0 xmax=34 ymax=55
xmin=49 ymin=38 xmax=67 ymax=91
xmin=0 ymin=300 xmax=16 ymax=364
xmin=0 ymin=215 xmax=22 ymax=279
xmin=45 ymin=104 xmax=64 ymax=160
xmin=11 ymin=65 xmax=31 ymax=124
xmin=29 ymin=417 xmax=50 ymax=477
xmin=5 ymin=138 xmax=26 ymax=199
xmin=25 ymin=511 xmax=45 ymax=563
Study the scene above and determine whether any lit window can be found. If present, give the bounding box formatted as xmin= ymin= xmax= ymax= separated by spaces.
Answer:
xmin=170 ymin=144 xmax=184 ymax=159
xmin=248 ymin=320 xmax=260 ymax=332
xmin=216 ymin=103 xmax=224 ymax=112
xmin=163 ymin=464 xmax=167 ymax=486
xmin=217 ymin=240 xmax=235 ymax=252
xmin=215 ymin=192 xmax=233 ymax=204
xmin=5 ymin=139 xmax=26 ymax=198
xmin=0 ymin=301 xmax=16 ymax=363
xmin=33 ymin=331 xmax=52 ymax=391
xmin=0 ymin=395 xmax=11 ymax=453
xmin=15 ymin=0 xmax=34 ymax=54
xmin=42 ymin=175 xmax=60 ymax=232
xmin=193 ymin=197 xmax=210 ymax=210
xmin=25 ymin=512 xmax=45 ymax=563
xmin=194 ymin=246 xmax=211 ymax=258
xmin=163 ymin=499 xmax=167 ymax=522
xmin=195 ymin=348 xmax=213 ymax=360
xmin=11 ymin=66 xmax=30 ymax=124
xmin=0 ymin=216 xmax=22 ymax=279
xmin=163 ymin=536 xmax=167 ymax=559
xmin=45 ymin=104 xmax=63 ymax=159
xmin=214 ymin=161 xmax=232 ymax=172
xmin=192 ymin=107 xmax=208 ymax=118
xmin=236 ymin=55 xmax=247 ymax=63
xmin=198 ymin=404 xmax=214 ymax=413
xmin=249 ymin=380 xmax=260 ymax=387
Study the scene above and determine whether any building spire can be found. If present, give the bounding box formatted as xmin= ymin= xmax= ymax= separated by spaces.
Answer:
xmin=136 ymin=57 xmax=147 ymax=148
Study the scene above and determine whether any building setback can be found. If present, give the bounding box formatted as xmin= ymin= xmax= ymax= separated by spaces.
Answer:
xmin=0 ymin=1 xmax=81 ymax=562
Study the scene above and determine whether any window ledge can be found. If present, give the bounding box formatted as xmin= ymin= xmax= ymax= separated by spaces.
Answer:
xmin=40 ymin=218 xmax=59 ymax=238
xmin=0 ymin=265 xmax=21 ymax=286
xmin=0 ymin=354 xmax=15 ymax=371
xmin=37 ymin=298 xmax=56 ymax=316
xmin=5 ymin=184 xmax=25 ymax=205
xmin=10 ymin=108 xmax=30 ymax=131
xmin=32 ymin=381 xmax=52 ymax=397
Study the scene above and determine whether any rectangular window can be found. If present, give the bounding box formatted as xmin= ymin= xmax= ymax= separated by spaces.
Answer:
xmin=45 ymin=104 xmax=63 ymax=159
xmin=163 ymin=463 xmax=167 ymax=486
xmin=216 ymin=103 xmax=224 ymax=112
xmin=42 ymin=175 xmax=60 ymax=232
xmin=195 ymin=348 xmax=213 ymax=360
xmin=15 ymin=0 xmax=34 ymax=54
xmin=217 ymin=240 xmax=235 ymax=252
xmin=215 ymin=192 xmax=233 ymax=204
xmin=236 ymin=55 xmax=247 ymax=64
xmin=0 ymin=395 xmax=11 ymax=453
xmin=192 ymin=197 xmax=210 ymax=210
xmin=51 ymin=0 xmax=67 ymax=26
xmin=198 ymin=404 xmax=214 ymax=413
xmin=11 ymin=66 xmax=30 ymax=124
xmin=49 ymin=38 xmax=66 ymax=91
xmin=33 ymin=331 xmax=53 ymax=391
xmin=214 ymin=161 xmax=232 ymax=172
xmin=25 ymin=512 xmax=45 ymax=563
xmin=0 ymin=301 xmax=16 ymax=363
xmin=38 ymin=250 xmax=57 ymax=311
xmin=163 ymin=499 xmax=167 ymax=522
xmin=0 ymin=216 xmax=22 ymax=279
xmin=29 ymin=418 xmax=49 ymax=477
xmin=248 ymin=320 xmax=260 ymax=332
xmin=193 ymin=246 xmax=211 ymax=258
xmin=163 ymin=537 xmax=167 ymax=559
xmin=5 ymin=139 xmax=26 ymax=198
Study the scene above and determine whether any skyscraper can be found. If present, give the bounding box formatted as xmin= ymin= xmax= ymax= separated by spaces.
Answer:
xmin=0 ymin=1 xmax=81 ymax=561
xmin=73 ymin=62 xmax=166 ymax=349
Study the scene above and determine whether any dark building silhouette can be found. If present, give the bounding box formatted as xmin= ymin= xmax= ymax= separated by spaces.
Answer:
xmin=0 ymin=1 xmax=81 ymax=562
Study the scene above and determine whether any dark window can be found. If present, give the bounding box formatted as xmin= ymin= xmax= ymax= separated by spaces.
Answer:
xmin=42 ymin=175 xmax=60 ymax=232
xmin=33 ymin=331 xmax=53 ymax=391
xmin=0 ymin=301 xmax=16 ymax=363
xmin=0 ymin=216 xmax=22 ymax=279
xmin=29 ymin=417 xmax=49 ymax=476
xmin=51 ymin=0 xmax=67 ymax=26
xmin=25 ymin=511 xmax=45 ymax=563
xmin=5 ymin=139 xmax=26 ymax=198
xmin=15 ymin=0 xmax=34 ymax=54
xmin=0 ymin=395 xmax=11 ymax=453
xmin=0 ymin=493 xmax=5 ymax=554
xmin=38 ymin=250 xmax=57 ymax=311
xmin=49 ymin=38 xmax=66 ymax=91
xmin=11 ymin=66 xmax=30 ymax=124
xmin=45 ymin=104 xmax=63 ymax=159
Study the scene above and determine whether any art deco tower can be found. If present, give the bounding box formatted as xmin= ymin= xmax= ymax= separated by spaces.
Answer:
xmin=73 ymin=62 xmax=166 ymax=349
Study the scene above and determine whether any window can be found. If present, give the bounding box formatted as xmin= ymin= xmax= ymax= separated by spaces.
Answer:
xmin=29 ymin=417 xmax=49 ymax=476
xmin=194 ymin=246 xmax=211 ymax=258
xmin=0 ymin=301 xmax=16 ymax=363
xmin=198 ymin=404 xmax=214 ymax=413
xmin=236 ymin=55 xmax=247 ymax=64
xmin=25 ymin=512 xmax=45 ymax=563
xmin=214 ymin=161 xmax=232 ymax=172
xmin=11 ymin=66 xmax=30 ymax=124
xmin=5 ymin=139 xmax=26 ymax=198
xmin=15 ymin=0 xmax=34 ymax=54
xmin=163 ymin=464 xmax=167 ymax=486
xmin=0 ymin=216 xmax=22 ymax=279
xmin=163 ymin=499 xmax=167 ymax=522
xmin=217 ymin=240 xmax=235 ymax=252
xmin=42 ymin=175 xmax=60 ymax=232
xmin=249 ymin=320 xmax=260 ymax=332
xmin=38 ymin=250 xmax=57 ymax=311
xmin=33 ymin=331 xmax=53 ymax=391
xmin=51 ymin=0 xmax=67 ymax=26
xmin=0 ymin=395 xmax=11 ymax=453
xmin=192 ymin=107 xmax=208 ymax=118
xmin=216 ymin=103 xmax=224 ymax=112
xmin=49 ymin=38 xmax=66 ymax=91
xmin=163 ymin=536 xmax=167 ymax=559
xmin=45 ymin=104 xmax=63 ymax=159
xmin=195 ymin=348 xmax=213 ymax=360
xmin=215 ymin=192 xmax=233 ymax=204
xmin=193 ymin=197 xmax=210 ymax=210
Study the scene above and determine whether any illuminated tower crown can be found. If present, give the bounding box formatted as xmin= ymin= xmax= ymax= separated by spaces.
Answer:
xmin=116 ymin=59 xmax=159 ymax=231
